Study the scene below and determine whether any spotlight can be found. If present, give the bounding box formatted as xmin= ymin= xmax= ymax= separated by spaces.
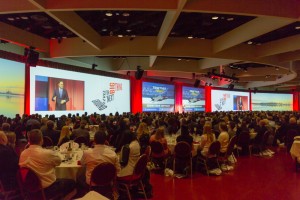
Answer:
xmin=57 ymin=37 xmax=62 ymax=44
xmin=92 ymin=64 xmax=98 ymax=70
xmin=193 ymin=79 xmax=200 ymax=87
xmin=135 ymin=66 xmax=144 ymax=80
xmin=275 ymin=67 xmax=279 ymax=71
xmin=228 ymin=84 xmax=234 ymax=90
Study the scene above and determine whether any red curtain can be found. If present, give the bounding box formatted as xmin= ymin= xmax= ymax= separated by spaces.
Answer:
xmin=130 ymin=77 xmax=142 ymax=113
xmin=293 ymin=91 xmax=299 ymax=111
xmin=24 ymin=64 xmax=30 ymax=115
xmin=175 ymin=82 xmax=182 ymax=113
xmin=48 ymin=78 xmax=84 ymax=111
xmin=205 ymin=86 xmax=212 ymax=112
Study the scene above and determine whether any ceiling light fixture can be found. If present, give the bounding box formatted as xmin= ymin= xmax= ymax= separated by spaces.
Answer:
xmin=178 ymin=58 xmax=182 ymax=61
xmin=275 ymin=67 xmax=279 ymax=71
xmin=227 ymin=17 xmax=234 ymax=21
xmin=247 ymin=41 xmax=253 ymax=45
xmin=118 ymin=35 xmax=123 ymax=38
xmin=295 ymin=26 xmax=300 ymax=30
xmin=101 ymin=28 xmax=107 ymax=32
xmin=187 ymin=36 xmax=193 ymax=39
xmin=105 ymin=12 xmax=113 ymax=17
xmin=122 ymin=12 xmax=130 ymax=17
xmin=7 ymin=17 xmax=14 ymax=21
xmin=212 ymin=16 xmax=219 ymax=20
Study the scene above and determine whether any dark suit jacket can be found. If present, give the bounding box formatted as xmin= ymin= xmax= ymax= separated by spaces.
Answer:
xmin=52 ymin=88 xmax=69 ymax=110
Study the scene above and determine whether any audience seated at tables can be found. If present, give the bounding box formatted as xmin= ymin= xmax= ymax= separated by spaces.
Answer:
xmin=58 ymin=126 xmax=71 ymax=146
xmin=149 ymin=127 xmax=170 ymax=157
xmin=0 ymin=131 xmax=19 ymax=191
xmin=118 ymin=132 xmax=141 ymax=177
xmin=19 ymin=129 xmax=76 ymax=199
xmin=218 ymin=122 xmax=230 ymax=155
xmin=42 ymin=120 xmax=60 ymax=146
xmin=70 ymin=120 xmax=90 ymax=145
xmin=79 ymin=130 xmax=120 ymax=188
xmin=199 ymin=124 xmax=216 ymax=156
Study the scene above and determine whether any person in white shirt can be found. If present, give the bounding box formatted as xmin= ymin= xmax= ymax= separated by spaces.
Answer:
xmin=19 ymin=129 xmax=76 ymax=199
xmin=218 ymin=122 xmax=230 ymax=154
xmin=80 ymin=130 xmax=121 ymax=186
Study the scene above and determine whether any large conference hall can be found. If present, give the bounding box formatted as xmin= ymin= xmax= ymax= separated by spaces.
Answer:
xmin=1 ymin=0 xmax=300 ymax=200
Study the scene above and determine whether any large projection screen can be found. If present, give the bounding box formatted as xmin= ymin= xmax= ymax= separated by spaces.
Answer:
xmin=182 ymin=86 xmax=205 ymax=112
xmin=142 ymin=82 xmax=175 ymax=112
xmin=211 ymin=89 xmax=249 ymax=111
xmin=252 ymin=92 xmax=293 ymax=111
xmin=0 ymin=58 xmax=25 ymax=117
xmin=30 ymin=66 xmax=130 ymax=116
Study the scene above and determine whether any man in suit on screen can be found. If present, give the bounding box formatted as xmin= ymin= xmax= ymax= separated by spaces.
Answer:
xmin=52 ymin=81 xmax=69 ymax=110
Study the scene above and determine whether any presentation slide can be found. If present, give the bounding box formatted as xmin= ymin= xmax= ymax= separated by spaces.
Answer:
xmin=142 ymin=82 xmax=175 ymax=112
xmin=182 ymin=86 xmax=205 ymax=112
xmin=30 ymin=66 xmax=130 ymax=116
xmin=0 ymin=58 xmax=25 ymax=117
xmin=211 ymin=89 xmax=249 ymax=111
xmin=252 ymin=93 xmax=293 ymax=111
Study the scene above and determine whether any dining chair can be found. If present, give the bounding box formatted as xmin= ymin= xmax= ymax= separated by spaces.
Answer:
xmin=0 ymin=179 xmax=20 ymax=200
xmin=150 ymin=141 xmax=168 ymax=169
xmin=218 ymin=135 xmax=238 ymax=171
xmin=172 ymin=141 xmax=192 ymax=177
xmin=90 ymin=162 xmax=117 ymax=199
xmin=117 ymin=154 xmax=148 ymax=200
xmin=197 ymin=141 xmax=221 ymax=176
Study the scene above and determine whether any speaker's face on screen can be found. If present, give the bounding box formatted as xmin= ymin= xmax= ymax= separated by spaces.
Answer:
xmin=58 ymin=81 xmax=64 ymax=89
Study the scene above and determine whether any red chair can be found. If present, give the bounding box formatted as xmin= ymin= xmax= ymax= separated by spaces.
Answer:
xmin=74 ymin=136 xmax=89 ymax=147
xmin=197 ymin=141 xmax=221 ymax=176
xmin=17 ymin=167 xmax=62 ymax=200
xmin=172 ymin=141 xmax=192 ymax=177
xmin=150 ymin=141 xmax=168 ymax=169
xmin=90 ymin=162 xmax=117 ymax=199
xmin=117 ymin=154 xmax=148 ymax=200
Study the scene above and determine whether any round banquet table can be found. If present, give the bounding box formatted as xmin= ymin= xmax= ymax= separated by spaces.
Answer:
xmin=55 ymin=149 xmax=84 ymax=181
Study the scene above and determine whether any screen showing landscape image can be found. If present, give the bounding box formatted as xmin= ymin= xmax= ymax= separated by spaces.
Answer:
xmin=182 ymin=86 xmax=205 ymax=112
xmin=0 ymin=58 xmax=25 ymax=117
xmin=142 ymin=82 xmax=175 ymax=112
xmin=252 ymin=93 xmax=293 ymax=111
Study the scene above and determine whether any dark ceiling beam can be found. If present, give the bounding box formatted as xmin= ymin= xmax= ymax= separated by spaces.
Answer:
xmin=28 ymin=0 xmax=102 ymax=51
xmin=198 ymin=58 xmax=239 ymax=70
xmin=183 ymin=0 xmax=300 ymax=19
xmin=157 ymin=0 xmax=187 ymax=50
xmin=45 ymin=0 xmax=178 ymax=11
xmin=256 ymin=34 xmax=300 ymax=57
xmin=213 ymin=16 xmax=295 ymax=53
xmin=0 ymin=22 xmax=49 ymax=51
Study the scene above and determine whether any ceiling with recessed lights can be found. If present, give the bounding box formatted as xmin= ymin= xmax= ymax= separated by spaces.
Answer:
xmin=0 ymin=0 xmax=300 ymax=91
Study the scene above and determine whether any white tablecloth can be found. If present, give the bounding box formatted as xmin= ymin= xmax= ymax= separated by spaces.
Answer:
xmin=55 ymin=150 xmax=83 ymax=180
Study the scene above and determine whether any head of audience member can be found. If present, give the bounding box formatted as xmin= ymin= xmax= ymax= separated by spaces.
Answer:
xmin=94 ymin=131 xmax=107 ymax=145
xmin=80 ymin=120 xmax=87 ymax=129
xmin=41 ymin=117 xmax=48 ymax=126
xmin=137 ymin=122 xmax=148 ymax=137
xmin=46 ymin=120 xmax=55 ymax=130
xmin=259 ymin=119 xmax=267 ymax=127
xmin=181 ymin=125 xmax=189 ymax=136
xmin=0 ymin=131 xmax=8 ymax=145
xmin=1 ymin=123 xmax=10 ymax=132
xmin=28 ymin=129 xmax=43 ymax=146
xmin=123 ymin=131 xmax=137 ymax=145
xmin=6 ymin=132 xmax=16 ymax=148
xmin=154 ymin=127 xmax=165 ymax=140
xmin=289 ymin=117 xmax=297 ymax=125
xmin=219 ymin=122 xmax=228 ymax=132
xmin=203 ymin=124 xmax=214 ymax=142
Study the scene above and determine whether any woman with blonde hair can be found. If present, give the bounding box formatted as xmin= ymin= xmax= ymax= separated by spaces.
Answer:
xmin=199 ymin=124 xmax=216 ymax=156
xmin=58 ymin=126 xmax=71 ymax=146
xmin=136 ymin=122 xmax=149 ymax=139
xmin=149 ymin=127 xmax=170 ymax=156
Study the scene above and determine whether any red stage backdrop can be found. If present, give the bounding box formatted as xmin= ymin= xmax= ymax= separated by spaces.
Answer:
xmin=175 ymin=82 xmax=182 ymax=113
xmin=48 ymin=78 xmax=84 ymax=111
xmin=130 ymin=77 xmax=142 ymax=113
